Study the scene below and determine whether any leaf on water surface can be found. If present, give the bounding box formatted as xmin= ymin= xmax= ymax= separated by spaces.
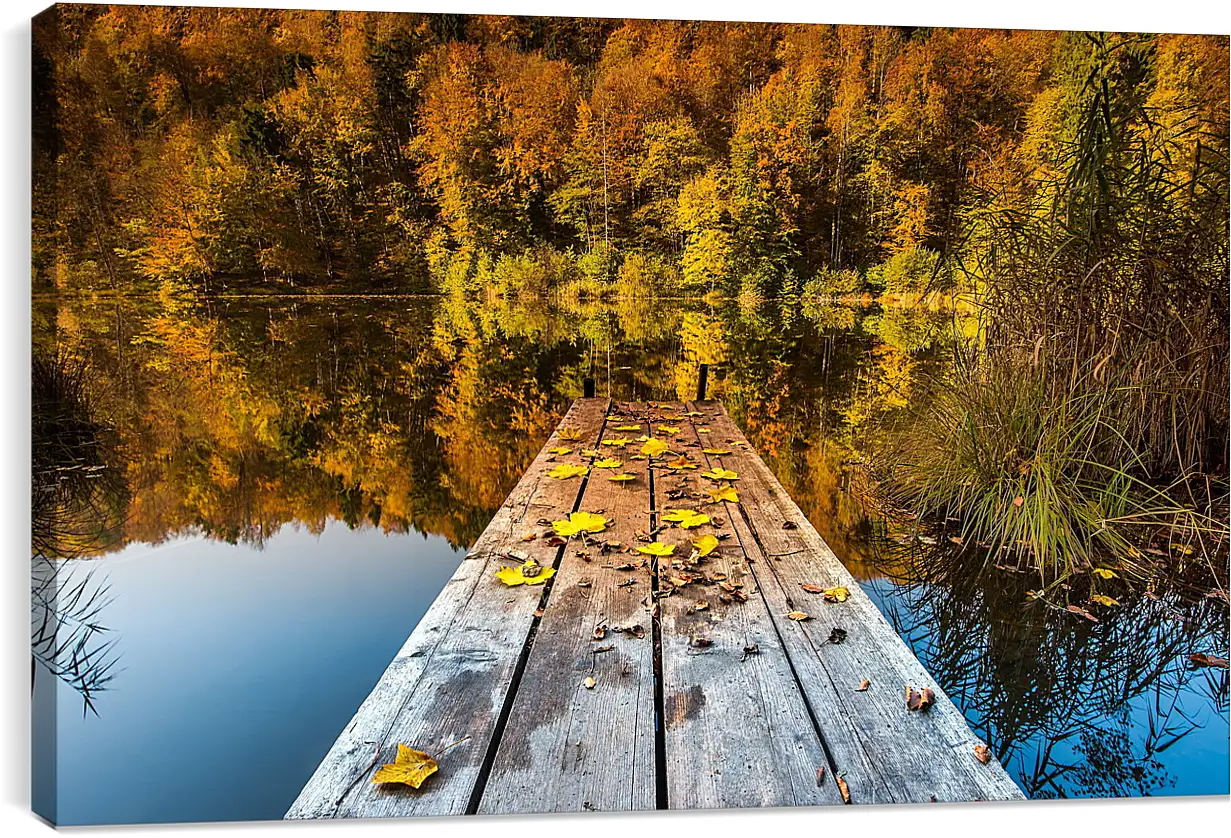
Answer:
xmin=692 ymin=534 xmax=719 ymax=557
xmin=609 ymin=472 xmax=638 ymax=482
xmin=701 ymin=468 xmax=739 ymax=481
xmin=553 ymin=512 xmax=609 ymax=537
xmin=1190 ymin=653 xmax=1229 ymax=669
xmin=593 ymin=457 xmax=623 ymax=469
xmin=641 ymin=438 xmax=669 ymax=458
xmin=495 ymin=560 xmax=557 ymax=587
xmin=1066 ymin=604 xmax=1099 ymax=622
xmin=636 ymin=541 xmax=675 ymax=557
xmin=1089 ymin=594 xmax=1120 ymax=607
xmin=707 ymin=486 xmax=739 ymax=503
xmin=372 ymin=744 xmax=439 ymax=789
xmin=547 ymin=463 xmax=588 ymax=479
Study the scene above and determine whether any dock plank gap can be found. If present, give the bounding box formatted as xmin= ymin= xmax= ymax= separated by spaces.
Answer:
xmin=287 ymin=399 xmax=1025 ymax=818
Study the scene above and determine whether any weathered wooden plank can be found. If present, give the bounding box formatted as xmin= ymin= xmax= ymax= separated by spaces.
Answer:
xmin=651 ymin=402 xmax=842 ymax=808
xmin=699 ymin=405 xmax=1025 ymax=804
xmin=477 ymin=403 xmax=657 ymax=813
xmin=286 ymin=398 xmax=611 ymax=819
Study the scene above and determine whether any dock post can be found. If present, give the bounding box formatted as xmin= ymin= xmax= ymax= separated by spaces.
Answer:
xmin=696 ymin=364 xmax=709 ymax=401
xmin=583 ymin=377 xmax=596 ymax=398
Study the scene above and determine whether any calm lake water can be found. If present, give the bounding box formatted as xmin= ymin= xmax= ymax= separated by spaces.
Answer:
xmin=32 ymin=294 xmax=1228 ymax=824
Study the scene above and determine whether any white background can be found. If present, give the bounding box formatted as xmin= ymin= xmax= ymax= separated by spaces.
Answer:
xmin=3 ymin=1 xmax=1228 ymax=836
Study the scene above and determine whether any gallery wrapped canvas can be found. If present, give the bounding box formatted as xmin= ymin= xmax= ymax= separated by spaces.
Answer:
xmin=30 ymin=1 xmax=1229 ymax=827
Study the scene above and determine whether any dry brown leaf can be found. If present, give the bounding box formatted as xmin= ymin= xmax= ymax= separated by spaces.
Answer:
xmin=855 ymin=679 xmax=870 ymax=692
xmin=974 ymin=744 xmax=992 ymax=765
xmin=836 ymin=776 xmax=851 ymax=804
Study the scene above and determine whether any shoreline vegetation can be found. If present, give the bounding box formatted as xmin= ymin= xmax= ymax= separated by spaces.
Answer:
xmin=33 ymin=8 xmax=1228 ymax=593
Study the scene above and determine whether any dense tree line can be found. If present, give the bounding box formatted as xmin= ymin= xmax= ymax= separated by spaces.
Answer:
xmin=33 ymin=7 xmax=1227 ymax=298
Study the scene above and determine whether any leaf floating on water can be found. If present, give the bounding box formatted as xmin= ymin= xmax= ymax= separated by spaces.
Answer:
xmin=707 ymin=486 xmax=740 ymax=503
xmin=641 ymin=438 xmax=669 ymax=458
xmin=553 ymin=512 xmax=609 ymax=537
xmin=692 ymin=534 xmax=720 ymax=558
xmin=609 ymin=472 xmax=639 ymax=482
xmin=1065 ymin=604 xmax=1099 ymax=622
xmin=636 ymin=541 xmax=675 ymax=557
xmin=973 ymin=744 xmax=992 ymax=765
xmin=548 ymin=463 xmax=588 ymax=480
xmin=822 ymin=586 xmax=850 ymax=603
xmin=1089 ymin=594 xmax=1120 ymax=607
xmin=786 ymin=611 xmax=810 ymax=621
xmin=701 ymin=468 xmax=739 ymax=481
xmin=836 ymin=776 xmax=851 ymax=804
xmin=371 ymin=744 xmax=439 ymax=789
xmin=855 ymin=679 xmax=870 ymax=692
xmin=593 ymin=457 xmax=623 ymax=469
xmin=495 ymin=561 xmax=557 ymax=587
xmin=1190 ymin=653 xmax=1229 ymax=669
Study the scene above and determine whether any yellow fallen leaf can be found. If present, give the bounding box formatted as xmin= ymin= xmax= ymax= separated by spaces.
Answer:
xmin=609 ymin=473 xmax=638 ymax=482
xmin=602 ymin=438 xmax=631 ymax=447
xmin=557 ymin=427 xmax=582 ymax=441
xmin=683 ymin=411 xmax=703 ymax=417
xmin=1092 ymin=567 xmax=1118 ymax=579
xmin=641 ymin=438 xmax=669 ymax=458
xmin=692 ymin=534 xmax=720 ymax=557
xmin=637 ymin=541 xmax=675 ymax=557
xmin=495 ymin=561 xmax=557 ymax=587
xmin=702 ymin=448 xmax=733 ymax=456
xmin=583 ymin=676 xmax=596 ymax=690
xmin=549 ymin=447 xmax=572 ymax=456
xmin=580 ymin=448 xmax=601 ymax=457
xmin=666 ymin=456 xmax=698 ymax=470
xmin=701 ymin=468 xmax=739 ymax=481
xmin=707 ymin=486 xmax=739 ymax=503
xmin=662 ymin=509 xmax=711 ymax=529
xmin=697 ymin=428 xmax=711 ymax=434
xmin=553 ymin=512 xmax=609 ymax=537
xmin=547 ymin=463 xmax=588 ymax=479
xmin=372 ymin=744 xmax=438 ymax=789
xmin=1090 ymin=594 xmax=1120 ymax=607
xmin=787 ymin=611 xmax=810 ymax=621
xmin=1171 ymin=543 xmax=1195 ymax=556
xmin=593 ymin=457 xmax=623 ymax=469
xmin=614 ymin=424 xmax=642 ymax=431
xmin=823 ymin=586 xmax=850 ymax=603
xmin=657 ymin=425 xmax=680 ymax=435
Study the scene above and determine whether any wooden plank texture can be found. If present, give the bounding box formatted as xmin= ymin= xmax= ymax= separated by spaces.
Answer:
xmin=654 ymin=404 xmax=842 ymax=808
xmin=478 ymin=404 xmax=657 ymax=813
xmin=286 ymin=398 xmax=611 ymax=819
xmin=696 ymin=404 xmax=1025 ymax=804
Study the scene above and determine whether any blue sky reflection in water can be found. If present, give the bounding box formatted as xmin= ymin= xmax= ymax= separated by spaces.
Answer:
xmin=36 ymin=521 xmax=462 ymax=825
xmin=31 ymin=296 xmax=1228 ymax=822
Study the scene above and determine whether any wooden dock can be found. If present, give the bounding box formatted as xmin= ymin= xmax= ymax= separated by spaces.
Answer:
xmin=287 ymin=399 xmax=1024 ymax=818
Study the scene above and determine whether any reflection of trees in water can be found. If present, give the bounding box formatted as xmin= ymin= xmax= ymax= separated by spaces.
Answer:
xmin=31 ymin=350 xmax=127 ymax=712
xmin=864 ymin=539 xmax=1228 ymax=798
